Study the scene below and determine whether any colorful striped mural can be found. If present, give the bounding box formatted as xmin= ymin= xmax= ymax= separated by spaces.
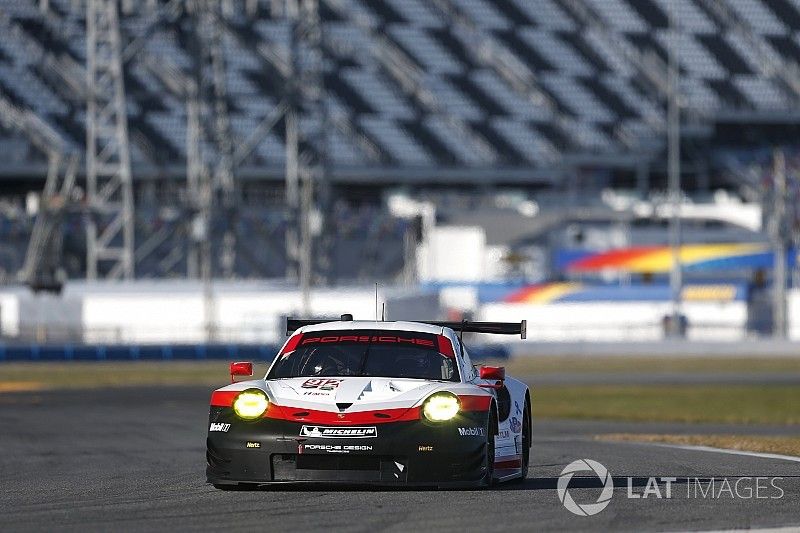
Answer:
xmin=502 ymin=283 xmax=746 ymax=304
xmin=559 ymin=243 xmax=773 ymax=274
xmin=504 ymin=282 xmax=584 ymax=303
xmin=422 ymin=280 xmax=748 ymax=305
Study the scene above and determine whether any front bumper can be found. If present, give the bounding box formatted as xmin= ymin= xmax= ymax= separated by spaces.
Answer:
xmin=206 ymin=407 xmax=490 ymax=487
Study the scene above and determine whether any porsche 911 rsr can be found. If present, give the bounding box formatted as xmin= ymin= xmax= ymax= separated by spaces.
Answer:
xmin=206 ymin=317 xmax=530 ymax=488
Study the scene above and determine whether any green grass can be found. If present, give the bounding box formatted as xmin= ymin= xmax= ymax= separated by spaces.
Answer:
xmin=2 ymin=359 xmax=800 ymax=427
xmin=0 ymin=361 xmax=250 ymax=390
xmin=503 ymin=356 xmax=800 ymax=425
xmin=534 ymin=384 xmax=800 ymax=425
xmin=501 ymin=356 xmax=800 ymax=376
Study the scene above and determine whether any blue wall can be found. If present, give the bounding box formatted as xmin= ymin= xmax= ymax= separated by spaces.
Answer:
xmin=0 ymin=344 xmax=280 ymax=362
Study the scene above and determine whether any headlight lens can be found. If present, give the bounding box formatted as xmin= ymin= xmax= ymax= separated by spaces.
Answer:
xmin=422 ymin=392 xmax=460 ymax=422
xmin=233 ymin=390 xmax=269 ymax=420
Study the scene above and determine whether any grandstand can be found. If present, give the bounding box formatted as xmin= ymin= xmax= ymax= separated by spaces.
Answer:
xmin=2 ymin=0 xmax=800 ymax=179
xmin=1 ymin=0 xmax=800 ymax=283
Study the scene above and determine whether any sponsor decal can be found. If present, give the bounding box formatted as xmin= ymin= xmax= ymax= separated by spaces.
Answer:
xmin=300 ymin=425 xmax=377 ymax=438
xmin=301 ymin=378 xmax=342 ymax=390
xmin=302 ymin=444 xmax=373 ymax=454
xmin=457 ymin=427 xmax=486 ymax=437
xmin=246 ymin=441 xmax=261 ymax=448
xmin=209 ymin=423 xmax=231 ymax=432
xmin=300 ymin=335 xmax=435 ymax=348
xmin=303 ymin=391 xmax=332 ymax=396
xmin=418 ymin=445 xmax=434 ymax=452
xmin=510 ymin=417 xmax=522 ymax=434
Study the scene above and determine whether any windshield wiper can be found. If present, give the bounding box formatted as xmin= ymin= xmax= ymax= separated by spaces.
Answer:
xmin=356 ymin=335 xmax=374 ymax=376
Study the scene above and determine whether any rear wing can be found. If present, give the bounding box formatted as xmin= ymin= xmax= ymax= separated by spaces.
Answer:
xmin=286 ymin=316 xmax=526 ymax=339
xmin=425 ymin=320 xmax=526 ymax=339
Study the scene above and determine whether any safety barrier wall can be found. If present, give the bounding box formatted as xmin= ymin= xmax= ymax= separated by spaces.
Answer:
xmin=4 ymin=282 xmax=800 ymax=346
xmin=479 ymin=301 xmax=748 ymax=341
xmin=0 ymin=344 xmax=279 ymax=361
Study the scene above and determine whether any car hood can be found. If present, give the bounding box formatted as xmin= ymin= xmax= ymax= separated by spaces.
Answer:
xmin=266 ymin=376 xmax=445 ymax=411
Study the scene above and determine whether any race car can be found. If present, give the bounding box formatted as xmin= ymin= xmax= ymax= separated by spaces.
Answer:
xmin=206 ymin=316 xmax=530 ymax=488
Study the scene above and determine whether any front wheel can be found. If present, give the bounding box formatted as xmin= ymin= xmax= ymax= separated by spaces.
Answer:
xmin=512 ymin=398 xmax=531 ymax=483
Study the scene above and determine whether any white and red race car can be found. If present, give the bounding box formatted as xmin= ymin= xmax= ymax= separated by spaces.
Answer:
xmin=206 ymin=316 xmax=530 ymax=488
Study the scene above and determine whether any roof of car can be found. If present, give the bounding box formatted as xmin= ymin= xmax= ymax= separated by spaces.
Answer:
xmin=298 ymin=320 xmax=446 ymax=336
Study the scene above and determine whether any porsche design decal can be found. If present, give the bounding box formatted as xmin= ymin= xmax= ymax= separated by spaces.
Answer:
xmin=301 ymin=444 xmax=373 ymax=453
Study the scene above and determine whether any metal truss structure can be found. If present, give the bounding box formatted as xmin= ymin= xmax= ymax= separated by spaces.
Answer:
xmin=86 ymin=0 xmax=135 ymax=280
xmin=185 ymin=0 xmax=237 ymax=280
xmin=284 ymin=0 xmax=328 ymax=311
xmin=0 ymin=94 xmax=78 ymax=291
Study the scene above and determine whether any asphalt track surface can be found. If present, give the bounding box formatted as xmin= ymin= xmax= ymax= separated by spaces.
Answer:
xmin=2 ymin=386 xmax=799 ymax=532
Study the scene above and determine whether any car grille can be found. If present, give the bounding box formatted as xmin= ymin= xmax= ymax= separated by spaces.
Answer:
xmin=272 ymin=454 xmax=407 ymax=482
xmin=296 ymin=454 xmax=382 ymax=471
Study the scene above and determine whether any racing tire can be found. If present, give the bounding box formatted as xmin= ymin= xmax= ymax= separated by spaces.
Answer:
xmin=511 ymin=398 xmax=531 ymax=484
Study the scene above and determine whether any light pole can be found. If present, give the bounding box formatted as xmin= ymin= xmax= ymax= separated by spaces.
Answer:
xmin=667 ymin=2 xmax=683 ymax=337
xmin=771 ymin=149 xmax=787 ymax=338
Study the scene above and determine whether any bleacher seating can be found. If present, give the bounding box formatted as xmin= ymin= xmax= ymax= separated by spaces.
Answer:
xmin=1 ymin=0 xmax=800 ymax=173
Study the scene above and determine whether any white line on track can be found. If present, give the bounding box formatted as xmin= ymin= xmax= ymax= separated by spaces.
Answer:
xmin=705 ymin=526 xmax=799 ymax=533
xmin=629 ymin=441 xmax=800 ymax=464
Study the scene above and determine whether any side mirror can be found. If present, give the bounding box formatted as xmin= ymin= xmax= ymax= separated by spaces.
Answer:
xmin=479 ymin=366 xmax=505 ymax=381
xmin=230 ymin=361 xmax=253 ymax=382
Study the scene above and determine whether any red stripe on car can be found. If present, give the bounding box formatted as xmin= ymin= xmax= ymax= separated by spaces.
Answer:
xmin=211 ymin=392 xmax=492 ymax=415
xmin=494 ymin=457 xmax=522 ymax=469
xmin=458 ymin=394 xmax=492 ymax=411
xmin=266 ymin=405 xmax=421 ymax=424
xmin=210 ymin=390 xmax=239 ymax=407
xmin=280 ymin=333 xmax=303 ymax=354
xmin=437 ymin=335 xmax=455 ymax=357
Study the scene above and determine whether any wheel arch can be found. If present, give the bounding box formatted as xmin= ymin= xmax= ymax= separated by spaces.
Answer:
xmin=488 ymin=398 xmax=499 ymax=437
xmin=524 ymin=388 xmax=532 ymax=445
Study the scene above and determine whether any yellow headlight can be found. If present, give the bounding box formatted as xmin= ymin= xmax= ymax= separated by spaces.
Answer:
xmin=422 ymin=392 xmax=460 ymax=422
xmin=233 ymin=390 xmax=269 ymax=420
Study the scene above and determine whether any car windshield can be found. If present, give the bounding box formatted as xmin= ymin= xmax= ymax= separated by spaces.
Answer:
xmin=268 ymin=330 xmax=459 ymax=381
